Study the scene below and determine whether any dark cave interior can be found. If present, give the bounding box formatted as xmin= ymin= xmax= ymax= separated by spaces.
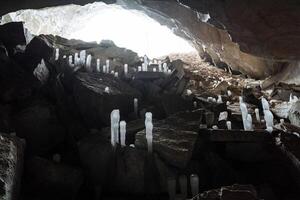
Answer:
xmin=0 ymin=1 xmax=300 ymax=200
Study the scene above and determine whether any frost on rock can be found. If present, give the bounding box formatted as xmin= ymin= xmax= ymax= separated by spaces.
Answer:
xmin=33 ymin=59 xmax=49 ymax=84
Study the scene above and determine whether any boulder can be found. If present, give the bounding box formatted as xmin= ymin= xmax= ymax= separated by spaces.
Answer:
xmin=0 ymin=22 xmax=26 ymax=54
xmin=135 ymin=127 xmax=198 ymax=169
xmin=24 ymin=157 xmax=83 ymax=200
xmin=13 ymin=100 xmax=66 ymax=155
xmin=73 ymin=72 xmax=141 ymax=128
xmin=21 ymin=35 xmax=53 ymax=72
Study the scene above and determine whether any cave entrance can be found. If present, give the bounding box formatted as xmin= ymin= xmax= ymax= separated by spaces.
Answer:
xmin=1 ymin=2 xmax=197 ymax=58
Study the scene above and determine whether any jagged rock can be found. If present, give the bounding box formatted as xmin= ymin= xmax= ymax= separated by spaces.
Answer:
xmin=24 ymin=156 xmax=83 ymax=200
xmin=73 ymin=72 xmax=141 ymax=128
xmin=0 ymin=22 xmax=26 ymax=54
xmin=0 ymin=133 xmax=25 ymax=200
xmin=199 ymin=184 xmax=258 ymax=200
xmin=0 ymin=46 xmax=39 ymax=103
xmin=288 ymin=100 xmax=300 ymax=127
xmin=13 ymin=100 xmax=66 ymax=155
xmin=21 ymin=35 xmax=53 ymax=72
xmin=135 ymin=127 xmax=198 ymax=169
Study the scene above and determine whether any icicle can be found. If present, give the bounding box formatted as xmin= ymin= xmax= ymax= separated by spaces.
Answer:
xmin=138 ymin=66 xmax=142 ymax=72
xmin=103 ymin=65 xmax=107 ymax=73
xmin=280 ymin=119 xmax=284 ymax=125
xmin=106 ymin=59 xmax=110 ymax=73
xmin=163 ymin=63 xmax=168 ymax=73
xmin=158 ymin=61 xmax=162 ymax=72
xmin=68 ymin=55 xmax=73 ymax=66
xmin=63 ymin=55 xmax=67 ymax=59
xmin=226 ymin=101 xmax=230 ymax=106
xmin=111 ymin=70 xmax=115 ymax=74
xmin=145 ymin=121 xmax=153 ymax=153
xmin=153 ymin=68 xmax=157 ymax=72
xmin=120 ymin=121 xmax=126 ymax=147
xmin=112 ymin=110 xmax=120 ymax=144
xmin=255 ymin=108 xmax=260 ymax=122
xmin=86 ymin=54 xmax=92 ymax=72
xmin=226 ymin=121 xmax=232 ymax=130
xmin=114 ymin=72 xmax=119 ymax=78
xmin=167 ymin=177 xmax=176 ymax=200
xmin=55 ymin=48 xmax=59 ymax=61
xmin=134 ymin=98 xmax=138 ymax=117
xmin=186 ymin=89 xmax=192 ymax=96
xmin=217 ymin=95 xmax=223 ymax=103
xmin=266 ymin=126 xmax=273 ymax=133
xmin=227 ymin=90 xmax=232 ymax=97
xmin=145 ymin=112 xmax=152 ymax=124
xmin=104 ymin=87 xmax=110 ymax=93
xmin=245 ymin=114 xmax=253 ymax=131
xmin=193 ymin=101 xmax=197 ymax=109
xmin=124 ymin=64 xmax=128 ymax=75
xmin=179 ymin=175 xmax=187 ymax=199
xmin=79 ymin=50 xmax=86 ymax=66
xmin=167 ymin=69 xmax=172 ymax=74
xmin=264 ymin=110 xmax=274 ymax=128
xmin=110 ymin=111 xmax=116 ymax=147
xmin=74 ymin=53 xmax=80 ymax=66
xmin=190 ymin=174 xmax=199 ymax=197
xmin=96 ymin=59 xmax=100 ymax=72
xmin=142 ymin=63 xmax=147 ymax=72
xmin=240 ymin=102 xmax=248 ymax=130
xmin=261 ymin=97 xmax=270 ymax=110
xmin=239 ymin=96 xmax=243 ymax=103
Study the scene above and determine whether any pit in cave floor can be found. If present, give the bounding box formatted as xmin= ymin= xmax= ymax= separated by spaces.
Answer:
xmin=0 ymin=2 xmax=300 ymax=200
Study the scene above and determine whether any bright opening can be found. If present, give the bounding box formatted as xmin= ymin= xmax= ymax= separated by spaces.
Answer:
xmin=2 ymin=2 xmax=196 ymax=58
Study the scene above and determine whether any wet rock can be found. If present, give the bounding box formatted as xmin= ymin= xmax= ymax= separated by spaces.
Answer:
xmin=13 ymin=100 xmax=66 ymax=155
xmin=135 ymin=127 xmax=198 ymax=169
xmin=0 ymin=22 xmax=26 ymax=54
xmin=24 ymin=156 xmax=83 ymax=200
xmin=0 ymin=133 xmax=25 ymax=200
xmin=73 ymin=72 xmax=141 ymax=128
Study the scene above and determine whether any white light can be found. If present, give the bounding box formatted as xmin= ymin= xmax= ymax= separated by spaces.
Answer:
xmin=5 ymin=3 xmax=196 ymax=58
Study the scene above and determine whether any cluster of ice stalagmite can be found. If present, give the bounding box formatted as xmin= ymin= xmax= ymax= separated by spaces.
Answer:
xmin=261 ymin=97 xmax=274 ymax=133
xmin=167 ymin=174 xmax=199 ymax=200
xmin=55 ymin=50 xmax=172 ymax=76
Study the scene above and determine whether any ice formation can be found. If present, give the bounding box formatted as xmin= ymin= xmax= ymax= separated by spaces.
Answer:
xmin=120 ymin=121 xmax=126 ymax=147
xmin=134 ymin=98 xmax=138 ymax=117
xmin=255 ymin=108 xmax=260 ymax=122
xmin=55 ymin=48 xmax=59 ymax=61
xmin=96 ymin=59 xmax=101 ymax=72
xmin=124 ymin=64 xmax=128 ymax=75
xmin=226 ymin=121 xmax=232 ymax=130
xmin=110 ymin=110 xmax=120 ymax=147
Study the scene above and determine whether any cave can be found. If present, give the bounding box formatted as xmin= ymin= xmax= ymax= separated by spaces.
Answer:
xmin=0 ymin=0 xmax=300 ymax=200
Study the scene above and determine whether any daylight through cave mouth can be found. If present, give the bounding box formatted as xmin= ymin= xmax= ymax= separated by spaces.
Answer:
xmin=2 ymin=2 xmax=197 ymax=58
